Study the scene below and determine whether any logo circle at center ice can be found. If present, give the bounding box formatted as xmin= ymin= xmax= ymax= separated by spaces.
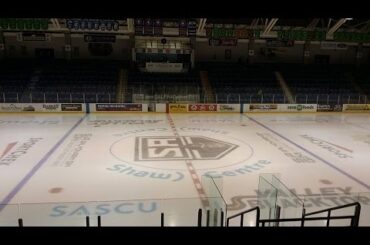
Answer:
xmin=110 ymin=131 xmax=254 ymax=171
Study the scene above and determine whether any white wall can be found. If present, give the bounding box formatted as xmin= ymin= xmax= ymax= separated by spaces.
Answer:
xmin=195 ymin=39 xmax=249 ymax=62
xmin=194 ymin=38 xmax=364 ymax=65
xmin=252 ymin=43 xmax=304 ymax=63
xmin=3 ymin=33 xmax=132 ymax=60
xmin=309 ymin=43 xmax=358 ymax=64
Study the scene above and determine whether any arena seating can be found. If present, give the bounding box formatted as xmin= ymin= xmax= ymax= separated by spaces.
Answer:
xmin=127 ymin=69 xmax=202 ymax=103
xmin=0 ymin=60 xmax=119 ymax=103
xmin=0 ymin=61 xmax=34 ymax=102
xmin=0 ymin=60 xmax=368 ymax=105
xmin=278 ymin=64 xmax=364 ymax=104
xmin=204 ymin=62 xmax=285 ymax=103
xmin=353 ymin=67 xmax=370 ymax=101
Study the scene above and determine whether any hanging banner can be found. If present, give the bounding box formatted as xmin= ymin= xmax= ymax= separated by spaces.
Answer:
xmin=209 ymin=38 xmax=238 ymax=46
xmin=320 ymin=42 xmax=348 ymax=50
xmin=266 ymin=39 xmax=294 ymax=47
xmin=84 ymin=34 xmax=116 ymax=43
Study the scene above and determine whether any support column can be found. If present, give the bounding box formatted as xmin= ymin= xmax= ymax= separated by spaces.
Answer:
xmin=0 ymin=31 xmax=5 ymax=60
xmin=247 ymin=38 xmax=255 ymax=64
xmin=128 ymin=33 xmax=135 ymax=69
xmin=356 ymin=43 xmax=363 ymax=66
xmin=303 ymin=40 xmax=311 ymax=64
xmin=64 ymin=32 xmax=71 ymax=60
xmin=190 ymin=36 xmax=196 ymax=69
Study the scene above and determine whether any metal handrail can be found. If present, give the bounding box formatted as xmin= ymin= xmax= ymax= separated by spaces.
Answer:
xmin=304 ymin=202 xmax=360 ymax=217
xmin=259 ymin=202 xmax=361 ymax=227
xmin=259 ymin=215 xmax=356 ymax=227
xmin=226 ymin=206 xmax=260 ymax=227
xmin=1 ymin=91 xmax=368 ymax=104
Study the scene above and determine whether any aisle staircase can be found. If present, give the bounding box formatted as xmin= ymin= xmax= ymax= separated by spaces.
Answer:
xmin=200 ymin=70 xmax=215 ymax=103
xmin=116 ymin=68 xmax=128 ymax=103
xmin=275 ymin=71 xmax=294 ymax=103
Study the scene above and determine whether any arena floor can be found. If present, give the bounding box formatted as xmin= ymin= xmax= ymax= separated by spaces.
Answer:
xmin=1 ymin=112 xmax=370 ymax=226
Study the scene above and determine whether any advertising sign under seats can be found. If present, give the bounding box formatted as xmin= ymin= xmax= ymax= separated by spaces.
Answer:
xmin=168 ymin=104 xmax=240 ymax=113
xmin=343 ymin=104 xmax=370 ymax=112
xmin=91 ymin=103 xmax=147 ymax=112
xmin=188 ymin=104 xmax=217 ymax=112
xmin=278 ymin=104 xmax=317 ymax=112
xmin=168 ymin=104 xmax=187 ymax=113
xmin=317 ymin=104 xmax=343 ymax=112
xmin=245 ymin=104 xmax=279 ymax=112
xmin=155 ymin=104 xmax=167 ymax=113
xmin=217 ymin=104 xmax=240 ymax=112
xmin=0 ymin=103 xmax=85 ymax=112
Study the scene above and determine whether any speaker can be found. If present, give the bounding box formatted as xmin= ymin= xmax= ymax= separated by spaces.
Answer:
xmin=161 ymin=38 xmax=167 ymax=44
xmin=64 ymin=45 xmax=71 ymax=52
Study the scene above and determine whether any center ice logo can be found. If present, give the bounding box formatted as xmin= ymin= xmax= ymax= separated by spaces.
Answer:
xmin=135 ymin=136 xmax=238 ymax=161
xmin=110 ymin=128 xmax=254 ymax=171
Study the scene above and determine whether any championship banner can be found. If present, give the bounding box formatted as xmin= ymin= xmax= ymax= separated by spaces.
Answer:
xmin=168 ymin=104 xmax=187 ymax=113
xmin=153 ymin=19 xmax=163 ymax=36
xmin=144 ymin=19 xmax=153 ymax=36
xmin=179 ymin=19 xmax=187 ymax=37
xmin=188 ymin=104 xmax=217 ymax=112
xmin=135 ymin=19 xmax=144 ymax=35
xmin=187 ymin=20 xmax=197 ymax=36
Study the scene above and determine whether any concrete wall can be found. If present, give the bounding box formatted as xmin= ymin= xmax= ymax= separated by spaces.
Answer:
xmin=70 ymin=34 xmax=131 ymax=60
xmin=194 ymin=38 xmax=249 ymax=62
xmin=309 ymin=43 xmax=358 ymax=64
xmin=194 ymin=38 xmax=365 ymax=65
xmin=1 ymin=32 xmax=368 ymax=65
xmin=3 ymin=33 xmax=65 ymax=59
xmin=3 ymin=33 xmax=132 ymax=61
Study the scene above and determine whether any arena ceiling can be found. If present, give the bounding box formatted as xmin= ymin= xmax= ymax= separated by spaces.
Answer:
xmin=49 ymin=18 xmax=370 ymax=33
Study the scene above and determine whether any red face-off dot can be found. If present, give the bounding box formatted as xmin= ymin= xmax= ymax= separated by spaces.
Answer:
xmin=319 ymin=179 xmax=332 ymax=185
xmin=49 ymin=187 xmax=63 ymax=194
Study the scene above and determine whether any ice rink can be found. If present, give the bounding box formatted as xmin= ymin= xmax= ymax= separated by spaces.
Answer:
xmin=1 ymin=112 xmax=370 ymax=226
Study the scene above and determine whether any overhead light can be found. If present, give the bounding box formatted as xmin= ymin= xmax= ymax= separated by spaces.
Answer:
xmin=345 ymin=18 xmax=353 ymax=20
